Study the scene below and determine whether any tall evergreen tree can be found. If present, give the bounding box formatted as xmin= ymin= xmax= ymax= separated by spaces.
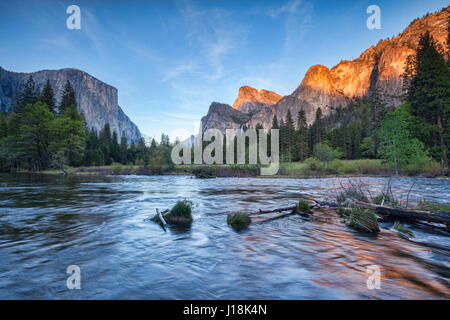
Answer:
xmin=110 ymin=131 xmax=120 ymax=162
xmin=285 ymin=109 xmax=295 ymax=162
xmin=59 ymin=80 xmax=77 ymax=114
xmin=296 ymin=109 xmax=309 ymax=161
xmin=313 ymin=107 xmax=325 ymax=145
xmin=15 ymin=75 xmax=38 ymax=113
xmin=120 ymin=131 xmax=128 ymax=165
xmin=271 ymin=115 xmax=279 ymax=129
xmin=40 ymin=80 xmax=56 ymax=114
xmin=50 ymin=104 xmax=86 ymax=166
xmin=0 ymin=113 xmax=8 ymax=139
xmin=137 ymin=137 xmax=147 ymax=164
xmin=20 ymin=102 xmax=54 ymax=171
xmin=404 ymin=31 xmax=449 ymax=167
xmin=128 ymin=141 xmax=137 ymax=164
xmin=99 ymin=123 xmax=112 ymax=165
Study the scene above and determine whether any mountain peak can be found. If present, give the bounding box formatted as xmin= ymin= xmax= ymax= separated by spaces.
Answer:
xmin=232 ymin=86 xmax=282 ymax=109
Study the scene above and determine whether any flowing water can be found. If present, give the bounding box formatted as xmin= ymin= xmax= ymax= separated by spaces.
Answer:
xmin=0 ymin=174 xmax=449 ymax=299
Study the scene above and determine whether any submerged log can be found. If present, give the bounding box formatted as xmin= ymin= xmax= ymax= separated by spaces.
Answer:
xmin=226 ymin=205 xmax=298 ymax=217
xmin=353 ymin=202 xmax=450 ymax=225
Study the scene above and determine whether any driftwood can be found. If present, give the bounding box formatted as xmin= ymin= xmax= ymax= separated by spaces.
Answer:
xmin=353 ymin=201 xmax=450 ymax=225
xmin=226 ymin=205 xmax=297 ymax=216
xmin=157 ymin=209 xmax=167 ymax=227
xmin=226 ymin=203 xmax=316 ymax=225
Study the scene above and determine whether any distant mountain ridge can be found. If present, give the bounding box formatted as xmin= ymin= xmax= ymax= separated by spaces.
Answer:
xmin=0 ymin=67 xmax=141 ymax=143
xmin=201 ymin=7 xmax=449 ymax=132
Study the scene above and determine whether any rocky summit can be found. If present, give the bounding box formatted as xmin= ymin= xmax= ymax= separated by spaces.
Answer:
xmin=232 ymin=86 xmax=282 ymax=110
xmin=201 ymin=7 xmax=449 ymax=132
xmin=0 ymin=67 xmax=141 ymax=143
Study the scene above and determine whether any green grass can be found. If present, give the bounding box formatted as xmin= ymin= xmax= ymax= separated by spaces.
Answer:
xmin=35 ymin=158 xmax=447 ymax=178
xmin=151 ymin=200 xmax=193 ymax=225
xmin=297 ymin=199 xmax=312 ymax=213
xmin=392 ymin=221 xmax=414 ymax=237
xmin=345 ymin=207 xmax=380 ymax=232
xmin=278 ymin=159 xmax=388 ymax=177
xmin=227 ymin=213 xmax=251 ymax=229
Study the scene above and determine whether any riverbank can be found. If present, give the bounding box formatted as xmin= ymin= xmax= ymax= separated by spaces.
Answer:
xmin=35 ymin=159 xmax=448 ymax=178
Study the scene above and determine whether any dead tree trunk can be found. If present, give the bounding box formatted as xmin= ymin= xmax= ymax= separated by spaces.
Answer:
xmin=354 ymin=201 xmax=450 ymax=225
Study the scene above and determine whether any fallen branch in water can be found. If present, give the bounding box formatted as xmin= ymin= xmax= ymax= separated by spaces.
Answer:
xmin=352 ymin=201 xmax=450 ymax=225
xmin=226 ymin=205 xmax=297 ymax=216
xmin=157 ymin=208 xmax=167 ymax=227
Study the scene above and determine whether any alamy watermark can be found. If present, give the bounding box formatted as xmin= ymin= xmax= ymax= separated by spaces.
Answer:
xmin=66 ymin=265 xmax=81 ymax=289
xmin=366 ymin=5 xmax=381 ymax=30
xmin=66 ymin=5 xmax=81 ymax=30
xmin=366 ymin=265 xmax=381 ymax=289
xmin=171 ymin=127 xmax=280 ymax=175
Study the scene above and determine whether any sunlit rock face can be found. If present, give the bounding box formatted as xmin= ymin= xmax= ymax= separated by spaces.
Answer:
xmin=201 ymin=7 xmax=449 ymax=131
xmin=232 ymin=86 xmax=282 ymax=110
xmin=282 ymin=7 xmax=449 ymax=122
xmin=0 ymin=67 xmax=141 ymax=143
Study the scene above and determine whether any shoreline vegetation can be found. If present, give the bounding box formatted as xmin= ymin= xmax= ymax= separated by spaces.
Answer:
xmin=31 ymin=159 xmax=448 ymax=178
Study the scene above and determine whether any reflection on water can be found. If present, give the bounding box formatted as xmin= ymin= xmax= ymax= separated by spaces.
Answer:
xmin=0 ymin=174 xmax=448 ymax=299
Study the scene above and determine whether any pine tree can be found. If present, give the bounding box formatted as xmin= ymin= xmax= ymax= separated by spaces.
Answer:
xmin=405 ymin=31 xmax=449 ymax=167
xmin=313 ymin=107 xmax=325 ymax=145
xmin=271 ymin=115 xmax=279 ymax=129
xmin=99 ymin=123 xmax=112 ymax=165
xmin=120 ymin=131 xmax=128 ymax=165
xmin=110 ymin=131 xmax=120 ymax=162
xmin=296 ymin=109 xmax=309 ymax=161
xmin=285 ymin=109 xmax=295 ymax=162
xmin=50 ymin=104 xmax=86 ymax=167
xmin=40 ymin=80 xmax=56 ymax=114
xmin=137 ymin=137 xmax=147 ymax=164
xmin=128 ymin=141 xmax=137 ymax=164
xmin=150 ymin=138 xmax=157 ymax=154
xmin=59 ymin=80 xmax=77 ymax=114
xmin=15 ymin=76 xmax=38 ymax=113
xmin=20 ymin=102 xmax=55 ymax=171
xmin=0 ymin=113 xmax=8 ymax=139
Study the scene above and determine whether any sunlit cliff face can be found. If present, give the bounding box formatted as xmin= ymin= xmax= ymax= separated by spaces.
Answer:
xmin=232 ymin=86 xmax=282 ymax=110
xmin=201 ymin=7 xmax=449 ymax=131
xmin=294 ymin=7 xmax=449 ymax=106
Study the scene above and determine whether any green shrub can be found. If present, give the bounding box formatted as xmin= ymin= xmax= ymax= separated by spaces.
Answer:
xmin=313 ymin=143 xmax=343 ymax=162
xmin=304 ymin=157 xmax=323 ymax=171
xmin=337 ymin=207 xmax=351 ymax=216
xmin=227 ymin=213 xmax=251 ymax=229
xmin=151 ymin=200 xmax=193 ymax=225
xmin=345 ymin=207 xmax=379 ymax=232
xmin=297 ymin=199 xmax=311 ymax=212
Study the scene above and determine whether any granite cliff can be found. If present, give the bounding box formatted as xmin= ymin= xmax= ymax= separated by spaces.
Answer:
xmin=0 ymin=67 xmax=141 ymax=143
xmin=201 ymin=7 xmax=449 ymax=131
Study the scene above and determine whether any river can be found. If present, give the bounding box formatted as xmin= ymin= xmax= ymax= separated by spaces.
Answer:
xmin=0 ymin=174 xmax=449 ymax=299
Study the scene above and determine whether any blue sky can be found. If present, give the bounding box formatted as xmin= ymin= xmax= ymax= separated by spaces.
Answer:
xmin=0 ymin=0 xmax=447 ymax=141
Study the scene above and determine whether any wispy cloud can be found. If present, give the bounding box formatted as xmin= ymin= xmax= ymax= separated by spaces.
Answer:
xmin=268 ymin=0 xmax=305 ymax=18
xmin=176 ymin=1 xmax=248 ymax=81
xmin=162 ymin=62 xmax=199 ymax=82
